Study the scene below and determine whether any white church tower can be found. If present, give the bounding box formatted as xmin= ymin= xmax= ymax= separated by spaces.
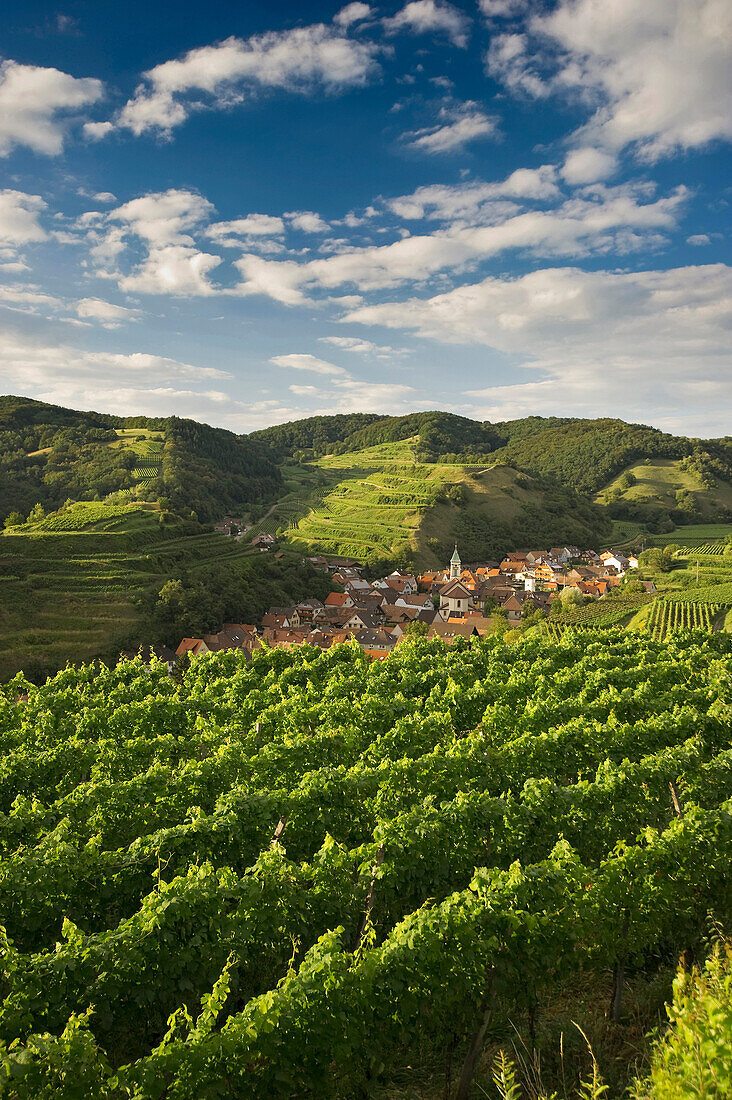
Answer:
xmin=449 ymin=544 xmax=461 ymax=581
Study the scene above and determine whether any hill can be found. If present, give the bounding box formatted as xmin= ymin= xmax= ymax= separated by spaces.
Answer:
xmin=253 ymin=411 xmax=732 ymax=536
xmin=257 ymin=439 xmax=610 ymax=569
xmin=0 ymin=500 xmax=332 ymax=681
xmin=0 ymin=396 xmax=280 ymax=524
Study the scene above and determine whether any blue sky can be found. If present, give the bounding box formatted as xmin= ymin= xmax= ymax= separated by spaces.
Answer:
xmin=0 ymin=0 xmax=729 ymax=435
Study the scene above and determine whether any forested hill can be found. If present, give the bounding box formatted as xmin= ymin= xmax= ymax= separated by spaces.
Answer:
xmin=252 ymin=409 xmax=732 ymax=493
xmin=0 ymin=396 xmax=280 ymax=523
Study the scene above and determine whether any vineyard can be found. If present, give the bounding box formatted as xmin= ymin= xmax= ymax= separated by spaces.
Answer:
xmin=1 ymin=632 xmax=732 ymax=1097
xmin=646 ymin=599 xmax=724 ymax=640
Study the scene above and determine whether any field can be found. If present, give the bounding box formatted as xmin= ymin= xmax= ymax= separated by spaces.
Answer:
xmin=596 ymin=459 xmax=732 ymax=519
xmin=1 ymin=633 xmax=731 ymax=1098
xmin=0 ymin=502 xmax=259 ymax=680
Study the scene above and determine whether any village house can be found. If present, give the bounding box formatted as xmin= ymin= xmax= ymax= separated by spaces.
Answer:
xmin=325 ymin=591 xmax=353 ymax=608
xmin=438 ymin=579 xmax=472 ymax=618
xmin=252 ymin=532 xmax=276 ymax=551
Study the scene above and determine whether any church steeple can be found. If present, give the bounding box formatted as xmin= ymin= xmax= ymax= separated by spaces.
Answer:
xmin=449 ymin=544 xmax=461 ymax=580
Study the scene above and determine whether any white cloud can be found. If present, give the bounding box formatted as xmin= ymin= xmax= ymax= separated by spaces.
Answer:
xmin=334 ymin=3 xmax=373 ymax=27
xmin=205 ymin=214 xmax=285 ymax=246
xmin=479 ymin=0 xmax=528 ymax=16
xmin=321 ymin=335 xmax=407 ymax=358
xmin=687 ymin=234 xmax=710 ymax=246
xmin=108 ymin=189 xmax=214 ymax=245
xmin=92 ymin=191 xmax=116 ymax=204
xmin=488 ymin=0 xmax=732 ymax=161
xmin=0 ymin=191 xmax=47 ymax=249
xmin=407 ymin=101 xmax=497 ymax=153
xmin=117 ymin=244 xmax=222 ymax=296
xmin=384 ymin=1 xmax=471 ymax=48
xmin=388 ymin=165 xmax=560 ymax=219
xmin=113 ymin=24 xmax=379 ymax=136
xmin=342 ymin=263 xmax=732 ymax=434
xmin=0 ymin=60 xmax=103 ymax=156
xmin=236 ymin=182 xmax=688 ymax=299
xmin=83 ymin=121 xmax=113 ymax=140
xmin=561 ymin=147 xmax=617 ymax=185
xmin=89 ymin=190 xmax=222 ymax=295
xmin=270 ymin=352 xmax=349 ymax=376
xmin=285 ymin=210 xmax=330 ymax=232
xmin=75 ymin=297 xmax=138 ymax=327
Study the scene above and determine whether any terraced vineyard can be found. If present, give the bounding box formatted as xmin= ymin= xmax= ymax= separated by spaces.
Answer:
xmin=0 ymin=503 xmax=262 ymax=679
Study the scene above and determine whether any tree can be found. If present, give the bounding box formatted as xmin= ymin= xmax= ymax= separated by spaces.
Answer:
xmin=28 ymin=503 xmax=45 ymax=522
xmin=4 ymin=511 xmax=24 ymax=528
xmin=402 ymin=620 xmax=429 ymax=638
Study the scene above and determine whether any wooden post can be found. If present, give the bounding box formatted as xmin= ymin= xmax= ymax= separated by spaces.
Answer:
xmin=353 ymin=842 xmax=385 ymax=951
xmin=669 ymin=779 xmax=684 ymax=819
xmin=271 ymin=815 xmax=287 ymax=846
xmin=454 ymin=971 xmax=496 ymax=1100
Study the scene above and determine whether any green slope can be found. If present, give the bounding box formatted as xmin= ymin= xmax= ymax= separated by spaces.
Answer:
xmin=0 ymin=501 xmax=331 ymax=681
xmin=0 ymin=396 xmax=280 ymax=524
xmin=278 ymin=439 xmax=610 ymax=567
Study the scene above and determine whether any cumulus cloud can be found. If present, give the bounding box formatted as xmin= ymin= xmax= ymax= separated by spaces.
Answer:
xmin=111 ymin=24 xmax=379 ymax=136
xmin=205 ymin=214 xmax=285 ymax=248
xmin=406 ymin=101 xmax=497 ymax=153
xmin=334 ymin=3 xmax=373 ymax=27
xmin=236 ymin=182 xmax=688 ymax=300
xmin=561 ymin=147 xmax=617 ymax=185
xmin=342 ymin=263 xmax=732 ymax=434
xmin=0 ymin=60 xmax=103 ymax=156
xmin=384 ymin=1 xmax=471 ymax=48
xmin=487 ymin=0 xmax=732 ymax=161
xmin=87 ymin=189 xmax=223 ymax=295
xmin=0 ymin=191 xmax=47 ymax=250
xmin=320 ymin=335 xmax=408 ymax=358
xmin=388 ymin=165 xmax=560 ymax=219
xmin=0 ymin=322 xmax=238 ymax=425
xmin=285 ymin=210 xmax=330 ymax=232
xmin=75 ymin=297 xmax=138 ymax=327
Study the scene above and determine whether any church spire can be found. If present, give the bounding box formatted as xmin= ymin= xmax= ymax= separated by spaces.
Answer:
xmin=449 ymin=544 xmax=461 ymax=580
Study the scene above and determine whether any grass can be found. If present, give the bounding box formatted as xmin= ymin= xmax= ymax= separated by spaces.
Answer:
xmin=595 ymin=459 xmax=732 ymax=520
xmin=0 ymin=502 xmax=259 ymax=680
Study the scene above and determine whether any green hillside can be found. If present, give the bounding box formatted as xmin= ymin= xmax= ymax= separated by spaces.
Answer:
xmin=273 ymin=439 xmax=610 ymax=567
xmin=0 ymin=501 xmax=332 ymax=681
xmin=253 ymin=411 xmax=732 ymax=534
xmin=0 ymin=396 xmax=280 ymax=524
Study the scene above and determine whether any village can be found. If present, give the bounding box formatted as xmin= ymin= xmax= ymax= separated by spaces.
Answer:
xmin=159 ymin=541 xmax=653 ymax=667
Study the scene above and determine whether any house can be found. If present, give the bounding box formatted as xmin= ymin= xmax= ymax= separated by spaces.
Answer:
xmin=353 ymin=628 xmax=397 ymax=658
xmin=427 ymin=621 xmax=481 ymax=643
xmin=601 ymin=550 xmax=630 ymax=574
xmin=296 ymin=598 xmax=325 ymax=622
xmin=252 ymin=532 xmax=276 ymax=550
xmin=344 ymin=609 xmax=383 ymax=631
xmin=176 ymin=637 xmax=209 ymax=657
xmin=343 ymin=578 xmax=372 ymax=596
xmin=267 ymin=606 xmax=300 ymax=626
xmin=386 ymin=571 xmax=418 ymax=593
xmin=438 ymin=579 xmax=472 ymax=617
xmin=261 ymin=613 xmax=292 ymax=630
xmin=325 ymin=591 xmax=353 ymax=608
